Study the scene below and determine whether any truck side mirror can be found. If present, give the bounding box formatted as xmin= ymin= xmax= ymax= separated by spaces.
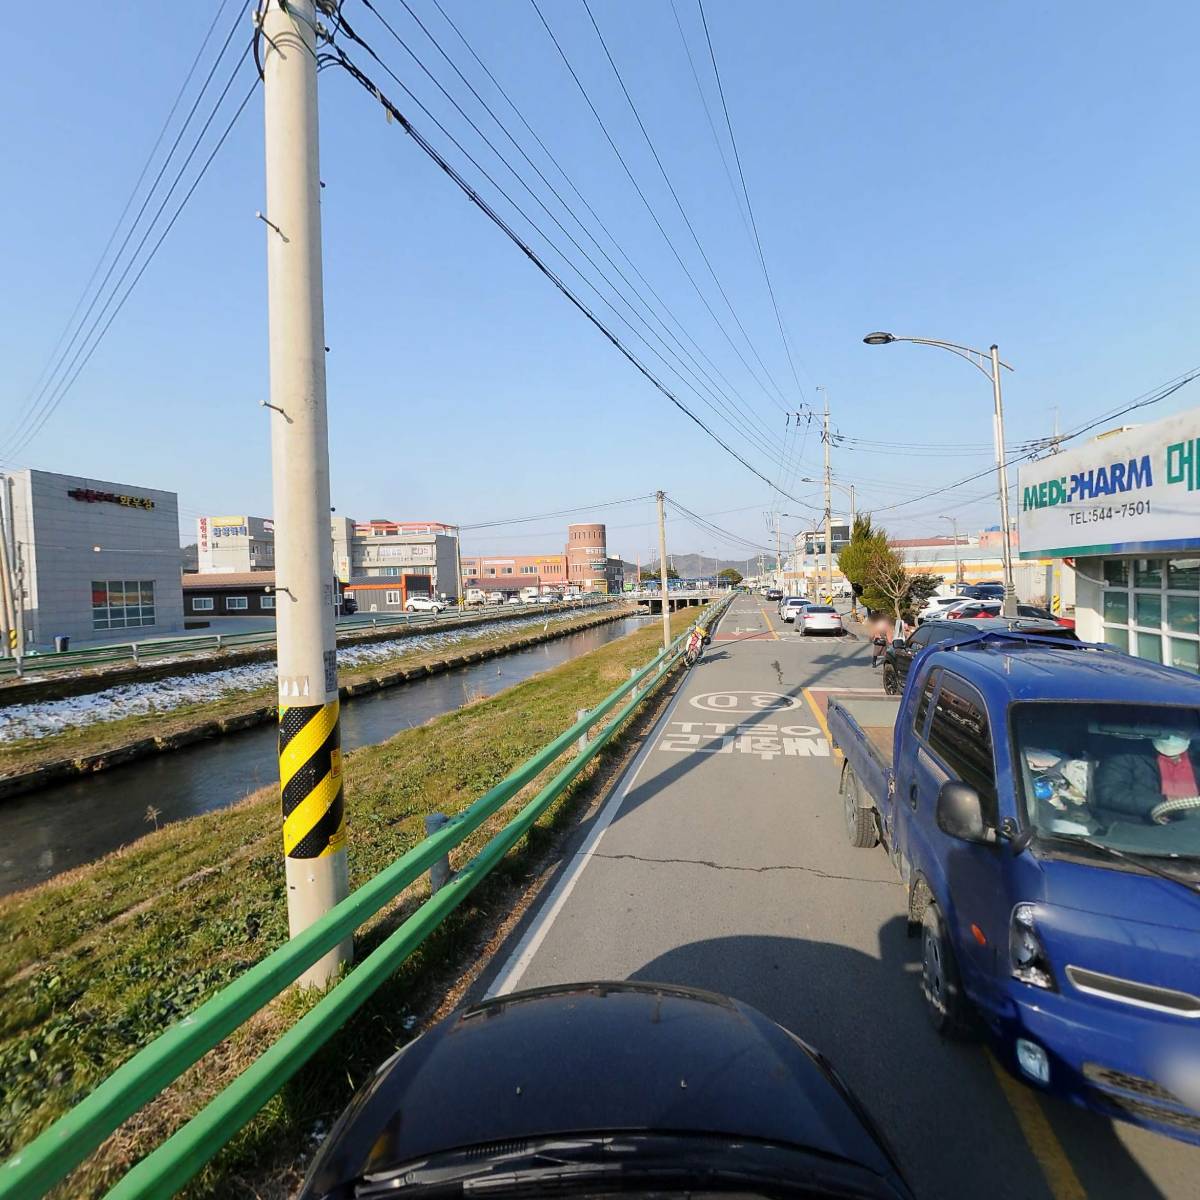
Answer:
xmin=891 ymin=637 xmax=907 ymax=650
xmin=936 ymin=781 xmax=995 ymax=844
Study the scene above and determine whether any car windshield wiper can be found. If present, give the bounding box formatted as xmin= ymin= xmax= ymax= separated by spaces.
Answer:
xmin=1066 ymin=836 xmax=1200 ymax=895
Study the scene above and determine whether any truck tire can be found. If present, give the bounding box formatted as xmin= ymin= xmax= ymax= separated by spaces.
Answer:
xmin=842 ymin=765 xmax=878 ymax=849
xmin=920 ymin=903 xmax=971 ymax=1038
xmin=882 ymin=666 xmax=900 ymax=696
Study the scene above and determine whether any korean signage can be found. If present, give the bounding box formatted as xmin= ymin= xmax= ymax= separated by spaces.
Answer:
xmin=210 ymin=516 xmax=249 ymax=538
xmin=1018 ymin=407 xmax=1200 ymax=558
xmin=371 ymin=544 xmax=434 ymax=563
xmin=198 ymin=517 xmax=209 ymax=552
xmin=68 ymin=487 xmax=154 ymax=510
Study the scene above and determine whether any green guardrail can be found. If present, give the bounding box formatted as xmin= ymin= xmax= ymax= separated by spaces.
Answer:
xmin=0 ymin=596 xmax=731 ymax=1199
xmin=0 ymin=598 xmax=618 ymax=681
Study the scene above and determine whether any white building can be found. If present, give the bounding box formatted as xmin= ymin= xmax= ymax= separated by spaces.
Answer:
xmin=197 ymin=515 xmax=275 ymax=573
xmin=1 ymin=469 xmax=183 ymax=648
xmin=331 ymin=518 xmax=459 ymax=602
xmin=1019 ymin=407 xmax=1200 ymax=672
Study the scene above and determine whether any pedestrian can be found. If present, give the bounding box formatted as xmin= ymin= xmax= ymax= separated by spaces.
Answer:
xmin=869 ymin=610 xmax=891 ymax=668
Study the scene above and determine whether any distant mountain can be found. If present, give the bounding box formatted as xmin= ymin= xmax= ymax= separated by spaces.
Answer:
xmin=180 ymin=543 xmax=199 ymax=572
xmin=641 ymin=554 xmax=759 ymax=579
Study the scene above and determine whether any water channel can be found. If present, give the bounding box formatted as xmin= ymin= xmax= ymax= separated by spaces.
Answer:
xmin=0 ymin=616 xmax=647 ymax=896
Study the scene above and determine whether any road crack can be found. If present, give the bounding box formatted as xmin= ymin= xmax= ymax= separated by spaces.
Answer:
xmin=592 ymin=851 xmax=900 ymax=886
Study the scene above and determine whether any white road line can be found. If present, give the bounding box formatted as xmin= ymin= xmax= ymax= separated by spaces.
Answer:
xmin=484 ymin=676 xmax=691 ymax=999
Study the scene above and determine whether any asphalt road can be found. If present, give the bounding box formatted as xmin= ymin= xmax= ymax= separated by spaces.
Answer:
xmin=481 ymin=594 xmax=1199 ymax=1200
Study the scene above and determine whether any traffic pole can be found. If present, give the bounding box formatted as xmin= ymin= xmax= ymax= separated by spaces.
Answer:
xmin=453 ymin=523 xmax=464 ymax=610
xmin=656 ymin=490 xmax=671 ymax=650
xmin=822 ymin=392 xmax=834 ymax=603
xmin=991 ymin=344 xmax=1018 ymax=617
xmin=262 ymin=0 xmax=350 ymax=988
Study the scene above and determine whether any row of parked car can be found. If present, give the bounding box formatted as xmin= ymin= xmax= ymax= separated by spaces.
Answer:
xmin=776 ymin=595 xmax=845 ymax=636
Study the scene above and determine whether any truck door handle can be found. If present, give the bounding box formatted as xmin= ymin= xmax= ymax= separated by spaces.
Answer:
xmin=909 ymin=784 xmax=918 ymax=811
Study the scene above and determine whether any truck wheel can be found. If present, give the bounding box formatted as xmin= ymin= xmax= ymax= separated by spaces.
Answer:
xmin=843 ymin=766 xmax=878 ymax=849
xmin=882 ymin=666 xmax=900 ymax=696
xmin=921 ymin=904 xmax=970 ymax=1038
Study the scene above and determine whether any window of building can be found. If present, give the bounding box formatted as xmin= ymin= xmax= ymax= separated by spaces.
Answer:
xmin=503 ymin=567 xmax=514 ymax=574
xmin=92 ymin=580 xmax=156 ymax=630
xmin=261 ymin=595 xmax=275 ymax=610
xmin=226 ymin=596 xmax=249 ymax=611
xmin=926 ymin=674 xmax=997 ymax=822
xmin=521 ymin=565 xmax=538 ymax=574
xmin=385 ymin=590 xmax=401 ymax=605
xmin=1100 ymin=555 xmax=1200 ymax=673
xmin=192 ymin=596 xmax=214 ymax=612
xmin=383 ymin=567 xmax=400 ymax=576
xmin=486 ymin=568 xmax=496 ymax=576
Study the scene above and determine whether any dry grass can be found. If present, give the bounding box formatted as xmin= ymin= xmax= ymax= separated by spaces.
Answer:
xmin=0 ymin=608 xmax=697 ymax=1198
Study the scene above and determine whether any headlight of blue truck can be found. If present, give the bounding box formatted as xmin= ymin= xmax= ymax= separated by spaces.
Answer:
xmin=1009 ymin=904 xmax=1056 ymax=991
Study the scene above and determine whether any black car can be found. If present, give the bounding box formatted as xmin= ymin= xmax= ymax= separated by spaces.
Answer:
xmin=300 ymin=981 xmax=914 ymax=1200
xmin=881 ymin=616 xmax=1078 ymax=695
xmin=954 ymin=583 xmax=1004 ymax=600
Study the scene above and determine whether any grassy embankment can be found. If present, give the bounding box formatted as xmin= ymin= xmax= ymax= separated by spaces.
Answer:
xmin=0 ymin=607 xmax=630 ymax=779
xmin=0 ymin=607 xmax=696 ymax=1198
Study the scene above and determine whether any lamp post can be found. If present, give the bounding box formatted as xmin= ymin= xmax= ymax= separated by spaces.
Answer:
xmin=939 ymin=515 xmax=962 ymax=586
xmin=864 ymin=332 xmax=1016 ymax=616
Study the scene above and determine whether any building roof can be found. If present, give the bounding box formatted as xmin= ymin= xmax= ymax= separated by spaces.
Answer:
xmin=183 ymin=571 xmax=274 ymax=589
xmin=888 ymin=536 xmax=964 ymax=549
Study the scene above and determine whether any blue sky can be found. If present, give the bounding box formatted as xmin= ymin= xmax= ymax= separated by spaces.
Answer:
xmin=2 ymin=1 xmax=1198 ymax=563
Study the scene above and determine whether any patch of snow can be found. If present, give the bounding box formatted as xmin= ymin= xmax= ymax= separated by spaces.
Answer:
xmin=0 ymin=611 xmax=591 ymax=743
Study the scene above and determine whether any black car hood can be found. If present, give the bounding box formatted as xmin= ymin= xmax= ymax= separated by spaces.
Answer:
xmin=303 ymin=981 xmax=904 ymax=1195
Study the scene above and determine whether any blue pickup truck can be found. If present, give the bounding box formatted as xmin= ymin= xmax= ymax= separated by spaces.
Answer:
xmin=827 ymin=630 xmax=1200 ymax=1143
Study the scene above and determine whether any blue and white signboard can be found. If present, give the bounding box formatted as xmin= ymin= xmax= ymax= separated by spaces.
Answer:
xmin=1018 ymin=407 xmax=1200 ymax=558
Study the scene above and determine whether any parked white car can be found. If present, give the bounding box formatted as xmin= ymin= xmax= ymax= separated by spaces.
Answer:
xmin=780 ymin=597 xmax=809 ymax=622
xmin=405 ymin=597 xmax=445 ymax=614
xmin=916 ymin=595 xmax=964 ymax=624
xmin=535 ymin=593 xmax=560 ymax=604
xmin=505 ymin=595 xmax=523 ymax=606
xmin=798 ymin=605 xmax=843 ymax=636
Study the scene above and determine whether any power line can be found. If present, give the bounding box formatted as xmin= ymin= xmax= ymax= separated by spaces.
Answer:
xmin=5 ymin=3 xmax=251 ymax=457
xmin=526 ymin=0 xmax=788 ymax=417
xmin=867 ymin=366 xmax=1200 ymax=515
xmin=9 ymin=0 xmax=240 ymax=445
xmin=356 ymin=0 xmax=794 ymax=474
xmin=327 ymin=37 xmax=816 ymax=503
xmin=7 ymin=53 xmax=258 ymax=461
xmin=413 ymin=0 xmax=787 ymax=462
xmin=695 ymin=0 xmax=807 ymax=400
xmin=578 ymin=0 xmax=794 ymax=409
xmin=460 ymin=493 xmax=654 ymax=531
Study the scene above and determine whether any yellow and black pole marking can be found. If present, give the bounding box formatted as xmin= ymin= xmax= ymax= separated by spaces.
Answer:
xmin=279 ymin=700 xmax=345 ymax=858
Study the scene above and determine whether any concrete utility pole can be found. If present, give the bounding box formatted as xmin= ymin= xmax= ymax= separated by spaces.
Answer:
xmin=656 ymin=490 xmax=671 ymax=650
xmin=774 ymin=512 xmax=781 ymax=589
xmin=453 ymin=524 xmax=464 ymax=609
xmin=990 ymin=344 xmax=1017 ymax=617
xmin=262 ymin=0 xmax=349 ymax=988
xmin=940 ymin=515 xmax=962 ymax=584
xmin=821 ymin=390 xmax=834 ymax=601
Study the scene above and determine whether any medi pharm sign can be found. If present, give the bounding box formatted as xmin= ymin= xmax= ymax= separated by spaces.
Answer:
xmin=1018 ymin=407 xmax=1200 ymax=558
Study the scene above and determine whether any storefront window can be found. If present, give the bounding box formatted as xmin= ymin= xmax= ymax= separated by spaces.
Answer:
xmin=1102 ymin=626 xmax=1129 ymax=652
xmin=1133 ymin=558 xmax=1163 ymax=589
xmin=1102 ymin=590 xmax=1129 ymax=624
xmin=1168 ymin=594 xmax=1200 ymax=637
xmin=1103 ymin=560 xmax=1129 ymax=586
xmin=1168 ymin=558 xmax=1200 ymax=592
xmin=1136 ymin=631 xmax=1163 ymax=663
xmin=1135 ymin=593 xmax=1162 ymax=629
xmin=1169 ymin=638 xmax=1200 ymax=674
xmin=92 ymin=580 xmax=156 ymax=631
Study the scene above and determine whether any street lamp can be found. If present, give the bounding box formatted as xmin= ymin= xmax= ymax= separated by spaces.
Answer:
xmin=863 ymin=331 xmax=1017 ymax=616
xmin=938 ymin=515 xmax=962 ymax=586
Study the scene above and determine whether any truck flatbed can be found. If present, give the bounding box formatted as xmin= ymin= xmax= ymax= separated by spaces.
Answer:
xmin=828 ymin=695 xmax=899 ymax=769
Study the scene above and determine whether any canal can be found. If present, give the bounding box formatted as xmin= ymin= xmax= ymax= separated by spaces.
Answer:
xmin=0 ymin=616 xmax=647 ymax=895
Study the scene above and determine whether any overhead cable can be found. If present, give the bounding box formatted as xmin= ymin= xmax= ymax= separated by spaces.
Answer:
xmin=326 ymin=38 xmax=818 ymax=505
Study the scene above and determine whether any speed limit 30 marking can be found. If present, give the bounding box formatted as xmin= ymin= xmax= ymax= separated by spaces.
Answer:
xmin=689 ymin=690 xmax=802 ymax=714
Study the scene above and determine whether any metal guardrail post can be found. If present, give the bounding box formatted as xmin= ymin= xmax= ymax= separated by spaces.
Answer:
xmin=423 ymin=814 xmax=452 ymax=892
xmin=132 ymin=643 xmax=139 ymax=665
xmin=576 ymin=708 xmax=588 ymax=753
xmin=629 ymin=664 xmax=639 ymax=698
xmin=215 ymin=634 xmax=223 ymax=652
